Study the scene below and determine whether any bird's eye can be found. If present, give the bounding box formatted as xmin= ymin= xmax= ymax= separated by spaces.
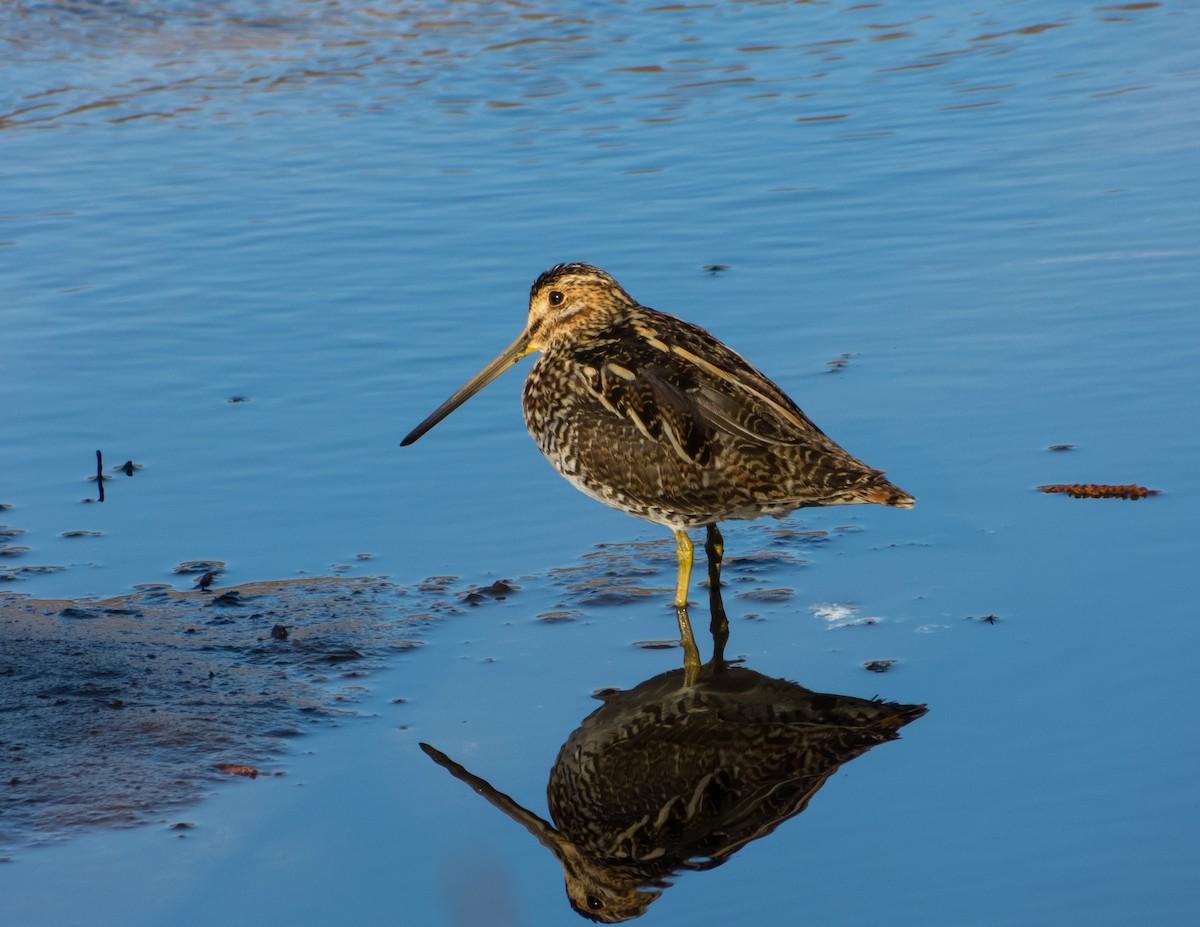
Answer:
xmin=586 ymin=895 xmax=604 ymax=910
xmin=549 ymin=290 xmax=565 ymax=306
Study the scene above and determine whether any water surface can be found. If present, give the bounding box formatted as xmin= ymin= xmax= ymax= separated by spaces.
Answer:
xmin=2 ymin=1 xmax=1198 ymax=925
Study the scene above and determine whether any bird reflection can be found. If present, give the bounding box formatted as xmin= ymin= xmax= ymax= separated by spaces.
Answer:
xmin=421 ymin=582 xmax=926 ymax=921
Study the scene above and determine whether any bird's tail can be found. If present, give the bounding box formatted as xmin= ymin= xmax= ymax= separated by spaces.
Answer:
xmin=864 ymin=475 xmax=916 ymax=509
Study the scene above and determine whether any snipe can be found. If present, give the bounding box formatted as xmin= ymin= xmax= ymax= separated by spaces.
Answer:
xmin=402 ymin=263 xmax=913 ymax=666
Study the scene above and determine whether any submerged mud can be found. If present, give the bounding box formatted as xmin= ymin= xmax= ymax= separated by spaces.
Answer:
xmin=0 ymin=576 xmax=434 ymax=848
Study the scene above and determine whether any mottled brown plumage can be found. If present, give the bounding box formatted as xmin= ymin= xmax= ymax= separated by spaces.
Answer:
xmin=421 ymin=660 xmax=926 ymax=921
xmin=518 ymin=264 xmax=913 ymax=527
xmin=402 ymin=263 xmax=913 ymax=662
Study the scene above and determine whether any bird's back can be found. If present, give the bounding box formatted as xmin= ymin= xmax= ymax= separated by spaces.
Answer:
xmin=523 ymin=304 xmax=913 ymax=530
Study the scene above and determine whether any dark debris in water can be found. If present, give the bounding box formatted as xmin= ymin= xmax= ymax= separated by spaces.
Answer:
xmin=759 ymin=527 xmax=833 ymax=545
xmin=719 ymin=549 xmax=806 ymax=580
xmin=0 ymin=576 xmax=424 ymax=849
xmin=864 ymin=660 xmax=896 ymax=673
xmin=734 ymin=587 xmax=795 ymax=603
xmin=0 ymin=527 xmax=32 ymax=559
xmin=567 ymin=576 xmax=670 ymax=607
xmin=633 ymin=639 xmax=679 ymax=651
xmin=417 ymin=575 xmax=458 ymax=593
xmin=461 ymin=579 xmax=519 ymax=605
xmin=537 ymin=610 xmax=580 ymax=624
xmin=0 ymin=564 xmax=66 ymax=583
xmin=551 ymin=519 xmax=829 ymax=610
xmin=175 ymin=560 xmax=226 ymax=575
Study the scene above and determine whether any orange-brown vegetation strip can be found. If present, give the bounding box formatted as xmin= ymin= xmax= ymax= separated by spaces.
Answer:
xmin=217 ymin=764 xmax=260 ymax=779
xmin=1038 ymin=483 xmax=1160 ymax=500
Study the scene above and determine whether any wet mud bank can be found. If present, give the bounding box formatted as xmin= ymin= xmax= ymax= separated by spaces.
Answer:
xmin=0 ymin=576 xmax=431 ymax=849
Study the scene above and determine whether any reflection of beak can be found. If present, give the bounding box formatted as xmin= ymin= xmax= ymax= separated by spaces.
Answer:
xmin=401 ymin=330 xmax=534 ymax=446
xmin=419 ymin=743 xmax=569 ymax=859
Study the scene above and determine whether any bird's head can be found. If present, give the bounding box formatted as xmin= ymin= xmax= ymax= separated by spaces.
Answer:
xmin=400 ymin=262 xmax=633 ymax=446
xmin=523 ymin=262 xmax=636 ymax=351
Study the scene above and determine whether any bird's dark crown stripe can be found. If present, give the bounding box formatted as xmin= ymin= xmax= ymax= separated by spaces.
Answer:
xmin=531 ymin=262 xmax=613 ymax=296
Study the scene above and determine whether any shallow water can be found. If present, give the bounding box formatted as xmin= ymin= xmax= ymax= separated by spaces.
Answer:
xmin=2 ymin=1 xmax=1199 ymax=924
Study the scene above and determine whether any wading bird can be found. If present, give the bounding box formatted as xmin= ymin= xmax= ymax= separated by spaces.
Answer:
xmin=401 ymin=263 xmax=913 ymax=668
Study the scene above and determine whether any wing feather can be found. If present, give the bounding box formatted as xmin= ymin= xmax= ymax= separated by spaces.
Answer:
xmin=568 ymin=312 xmax=843 ymax=466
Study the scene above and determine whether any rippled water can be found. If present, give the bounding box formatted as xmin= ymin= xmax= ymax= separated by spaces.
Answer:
xmin=2 ymin=1 xmax=1198 ymax=925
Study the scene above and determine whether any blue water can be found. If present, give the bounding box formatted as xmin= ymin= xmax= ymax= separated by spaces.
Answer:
xmin=3 ymin=1 xmax=1199 ymax=924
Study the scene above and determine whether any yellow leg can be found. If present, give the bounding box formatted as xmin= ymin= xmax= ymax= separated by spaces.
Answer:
xmin=673 ymin=529 xmax=701 ymax=678
xmin=674 ymin=529 xmax=693 ymax=608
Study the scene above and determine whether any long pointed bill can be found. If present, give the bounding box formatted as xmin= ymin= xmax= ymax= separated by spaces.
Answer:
xmin=418 ymin=743 xmax=569 ymax=859
xmin=400 ymin=329 xmax=534 ymax=446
